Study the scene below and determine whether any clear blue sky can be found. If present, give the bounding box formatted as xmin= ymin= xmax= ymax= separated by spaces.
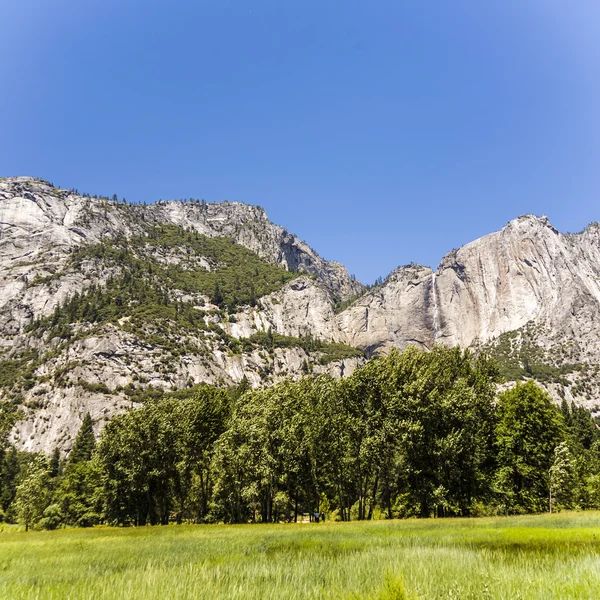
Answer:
xmin=2 ymin=1 xmax=599 ymax=284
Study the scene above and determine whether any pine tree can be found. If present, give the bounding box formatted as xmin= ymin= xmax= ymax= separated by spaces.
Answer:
xmin=212 ymin=281 xmax=223 ymax=306
xmin=49 ymin=447 xmax=61 ymax=478
xmin=560 ymin=398 xmax=571 ymax=426
xmin=0 ymin=446 xmax=19 ymax=512
xmin=267 ymin=327 xmax=274 ymax=349
xmin=229 ymin=375 xmax=251 ymax=402
xmin=68 ymin=413 xmax=96 ymax=466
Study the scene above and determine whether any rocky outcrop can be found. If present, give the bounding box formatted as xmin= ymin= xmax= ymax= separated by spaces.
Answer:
xmin=434 ymin=215 xmax=600 ymax=347
xmin=336 ymin=264 xmax=435 ymax=356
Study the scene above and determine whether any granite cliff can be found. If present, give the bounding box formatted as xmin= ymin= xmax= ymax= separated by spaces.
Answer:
xmin=1 ymin=177 xmax=599 ymax=452
xmin=337 ymin=215 xmax=600 ymax=409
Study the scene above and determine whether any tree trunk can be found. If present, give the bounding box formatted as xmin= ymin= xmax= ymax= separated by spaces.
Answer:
xmin=294 ymin=494 xmax=298 ymax=523
xmin=367 ymin=475 xmax=379 ymax=520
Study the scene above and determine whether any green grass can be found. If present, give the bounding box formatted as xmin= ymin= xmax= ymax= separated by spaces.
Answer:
xmin=2 ymin=512 xmax=600 ymax=599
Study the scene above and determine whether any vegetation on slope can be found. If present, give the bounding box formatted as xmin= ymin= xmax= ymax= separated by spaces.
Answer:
xmin=4 ymin=224 xmax=362 ymax=397
xmin=480 ymin=323 xmax=595 ymax=391
xmin=0 ymin=351 xmax=40 ymax=391
xmin=22 ymin=225 xmax=363 ymax=358
xmin=28 ymin=224 xmax=298 ymax=333
xmin=333 ymin=291 xmax=365 ymax=313
xmin=242 ymin=330 xmax=363 ymax=363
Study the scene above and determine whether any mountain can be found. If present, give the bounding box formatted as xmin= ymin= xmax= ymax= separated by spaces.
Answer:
xmin=340 ymin=215 xmax=600 ymax=353
xmin=336 ymin=215 xmax=600 ymax=409
xmin=1 ymin=177 xmax=599 ymax=453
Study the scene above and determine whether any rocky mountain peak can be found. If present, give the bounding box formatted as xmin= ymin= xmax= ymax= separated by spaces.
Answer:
xmin=501 ymin=213 xmax=559 ymax=235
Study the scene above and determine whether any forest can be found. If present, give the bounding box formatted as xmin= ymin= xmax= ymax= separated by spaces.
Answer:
xmin=1 ymin=345 xmax=599 ymax=530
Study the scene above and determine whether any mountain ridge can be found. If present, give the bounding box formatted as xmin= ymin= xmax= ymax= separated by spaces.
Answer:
xmin=1 ymin=176 xmax=599 ymax=453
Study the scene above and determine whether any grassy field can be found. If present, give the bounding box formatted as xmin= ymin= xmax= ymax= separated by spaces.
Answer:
xmin=1 ymin=513 xmax=600 ymax=599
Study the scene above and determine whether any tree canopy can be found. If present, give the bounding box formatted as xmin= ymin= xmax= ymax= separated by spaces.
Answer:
xmin=2 ymin=346 xmax=599 ymax=530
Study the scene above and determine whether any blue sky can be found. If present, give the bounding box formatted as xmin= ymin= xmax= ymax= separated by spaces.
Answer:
xmin=2 ymin=1 xmax=599 ymax=284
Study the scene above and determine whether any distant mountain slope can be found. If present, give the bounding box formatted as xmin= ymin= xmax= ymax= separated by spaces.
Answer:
xmin=336 ymin=215 xmax=600 ymax=409
xmin=0 ymin=177 xmax=362 ymax=330
xmin=1 ymin=176 xmax=599 ymax=453
xmin=0 ymin=177 xmax=364 ymax=452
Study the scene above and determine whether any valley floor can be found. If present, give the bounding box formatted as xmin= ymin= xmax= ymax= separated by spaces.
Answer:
xmin=1 ymin=512 xmax=600 ymax=599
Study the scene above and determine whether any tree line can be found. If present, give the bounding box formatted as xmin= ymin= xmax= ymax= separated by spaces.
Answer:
xmin=1 ymin=346 xmax=599 ymax=529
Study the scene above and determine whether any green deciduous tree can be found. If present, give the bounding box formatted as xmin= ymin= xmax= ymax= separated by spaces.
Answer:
xmin=494 ymin=381 xmax=565 ymax=514
xmin=96 ymin=386 xmax=230 ymax=525
xmin=549 ymin=442 xmax=576 ymax=511
xmin=14 ymin=455 xmax=51 ymax=531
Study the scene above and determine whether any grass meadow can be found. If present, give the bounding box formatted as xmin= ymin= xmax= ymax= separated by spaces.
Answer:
xmin=1 ymin=512 xmax=600 ymax=599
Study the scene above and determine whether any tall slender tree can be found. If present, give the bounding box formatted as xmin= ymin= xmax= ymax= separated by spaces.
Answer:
xmin=68 ymin=413 xmax=96 ymax=466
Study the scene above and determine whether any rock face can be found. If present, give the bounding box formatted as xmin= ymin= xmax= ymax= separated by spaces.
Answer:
xmin=336 ymin=215 xmax=600 ymax=354
xmin=335 ymin=215 xmax=600 ymax=410
xmin=2 ymin=177 xmax=600 ymax=452
xmin=336 ymin=264 xmax=436 ymax=356
xmin=435 ymin=216 xmax=599 ymax=347
xmin=0 ymin=177 xmax=362 ymax=316
xmin=0 ymin=178 xmax=364 ymax=453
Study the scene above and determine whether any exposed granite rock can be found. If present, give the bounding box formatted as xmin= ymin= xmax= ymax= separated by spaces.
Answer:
xmin=336 ymin=264 xmax=435 ymax=356
xmin=334 ymin=215 xmax=600 ymax=409
xmin=333 ymin=215 xmax=600 ymax=355
xmin=0 ymin=177 xmax=363 ymax=307
xmin=3 ymin=177 xmax=600 ymax=451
